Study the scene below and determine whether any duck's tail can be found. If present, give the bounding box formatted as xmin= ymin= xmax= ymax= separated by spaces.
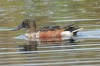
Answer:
xmin=72 ymin=28 xmax=83 ymax=33
xmin=72 ymin=28 xmax=83 ymax=36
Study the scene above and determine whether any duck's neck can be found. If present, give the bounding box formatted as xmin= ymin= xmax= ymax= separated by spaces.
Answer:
xmin=26 ymin=21 xmax=37 ymax=33
xmin=26 ymin=27 xmax=36 ymax=33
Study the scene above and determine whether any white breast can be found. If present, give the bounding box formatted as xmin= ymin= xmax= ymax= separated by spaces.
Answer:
xmin=25 ymin=32 xmax=40 ymax=39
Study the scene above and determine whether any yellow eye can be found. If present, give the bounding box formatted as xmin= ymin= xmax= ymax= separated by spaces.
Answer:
xmin=25 ymin=21 xmax=28 ymax=24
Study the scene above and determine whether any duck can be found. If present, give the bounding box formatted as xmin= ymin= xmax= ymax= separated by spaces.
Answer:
xmin=11 ymin=18 xmax=83 ymax=39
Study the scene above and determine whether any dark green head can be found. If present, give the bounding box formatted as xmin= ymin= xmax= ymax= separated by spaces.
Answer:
xmin=12 ymin=19 xmax=36 ymax=32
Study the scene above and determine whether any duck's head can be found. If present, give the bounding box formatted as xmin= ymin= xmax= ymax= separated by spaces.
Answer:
xmin=12 ymin=19 xmax=36 ymax=33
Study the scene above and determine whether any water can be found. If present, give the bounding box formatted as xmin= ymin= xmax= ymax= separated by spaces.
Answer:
xmin=0 ymin=0 xmax=100 ymax=66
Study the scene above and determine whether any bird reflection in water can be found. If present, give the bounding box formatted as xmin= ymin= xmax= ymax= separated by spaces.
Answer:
xmin=19 ymin=37 xmax=76 ymax=52
xmin=19 ymin=41 xmax=37 ymax=51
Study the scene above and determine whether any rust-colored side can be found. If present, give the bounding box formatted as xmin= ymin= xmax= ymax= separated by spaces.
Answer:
xmin=39 ymin=30 xmax=63 ymax=38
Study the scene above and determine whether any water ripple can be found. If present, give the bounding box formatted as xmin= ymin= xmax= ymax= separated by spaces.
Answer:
xmin=52 ymin=19 xmax=100 ymax=22
xmin=78 ymin=29 xmax=100 ymax=39
xmin=0 ymin=48 xmax=100 ymax=55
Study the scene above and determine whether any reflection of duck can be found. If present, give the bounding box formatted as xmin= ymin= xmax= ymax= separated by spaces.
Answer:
xmin=19 ymin=39 xmax=76 ymax=52
xmin=19 ymin=41 xmax=37 ymax=51
xmin=12 ymin=18 xmax=82 ymax=39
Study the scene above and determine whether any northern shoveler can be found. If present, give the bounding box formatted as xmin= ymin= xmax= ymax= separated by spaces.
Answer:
xmin=12 ymin=19 xmax=82 ymax=39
